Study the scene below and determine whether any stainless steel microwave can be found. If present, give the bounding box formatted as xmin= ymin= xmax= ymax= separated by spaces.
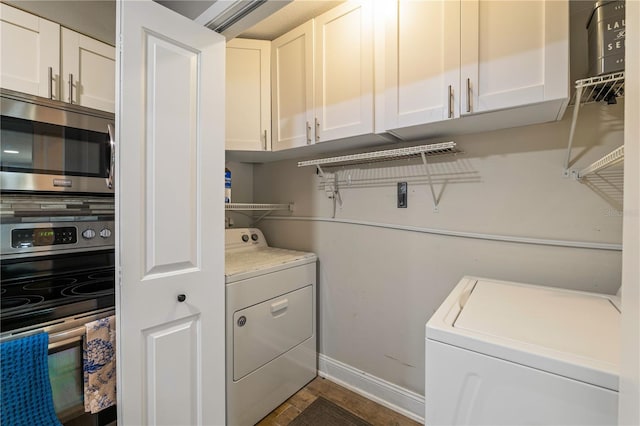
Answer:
xmin=0 ymin=89 xmax=115 ymax=194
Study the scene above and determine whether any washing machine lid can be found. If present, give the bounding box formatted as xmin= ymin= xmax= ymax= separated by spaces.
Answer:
xmin=426 ymin=276 xmax=620 ymax=391
xmin=225 ymin=247 xmax=317 ymax=283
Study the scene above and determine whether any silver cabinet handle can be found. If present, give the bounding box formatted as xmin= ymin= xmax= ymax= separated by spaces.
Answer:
xmin=306 ymin=121 xmax=311 ymax=145
xmin=448 ymin=85 xmax=453 ymax=119
xmin=107 ymin=123 xmax=116 ymax=190
xmin=263 ymin=129 xmax=267 ymax=151
xmin=48 ymin=67 xmax=54 ymax=100
xmin=315 ymin=117 xmax=320 ymax=142
xmin=466 ymin=78 xmax=471 ymax=113
xmin=68 ymin=73 xmax=74 ymax=104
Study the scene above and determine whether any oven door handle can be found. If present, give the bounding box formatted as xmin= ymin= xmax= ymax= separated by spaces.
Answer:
xmin=48 ymin=326 xmax=86 ymax=350
xmin=107 ymin=123 xmax=116 ymax=190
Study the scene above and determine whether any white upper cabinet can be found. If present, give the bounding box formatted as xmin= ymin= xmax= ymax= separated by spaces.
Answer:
xmin=271 ymin=20 xmax=314 ymax=151
xmin=384 ymin=0 xmax=569 ymax=140
xmin=460 ymin=0 xmax=569 ymax=115
xmin=0 ymin=4 xmax=115 ymax=113
xmin=271 ymin=1 xmax=374 ymax=151
xmin=61 ymin=28 xmax=115 ymax=113
xmin=313 ymin=1 xmax=374 ymax=143
xmin=384 ymin=0 xmax=460 ymax=129
xmin=226 ymin=38 xmax=271 ymax=151
xmin=0 ymin=3 xmax=60 ymax=99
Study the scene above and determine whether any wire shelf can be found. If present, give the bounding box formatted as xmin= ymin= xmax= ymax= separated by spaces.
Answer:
xmin=564 ymin=72 xmax=625 ymax=173
xmin=577 ymin=146 xmax=624 ymax=179
xmin=297 ymin=142 xmax=457 ymax=168
xmin=570 ymin=72 xmax=625 ymax=106
xmin=225 ymin=203 xmax=292 ymax=211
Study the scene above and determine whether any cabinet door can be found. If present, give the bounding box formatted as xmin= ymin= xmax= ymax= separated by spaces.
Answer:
xmin=226 ymin=39 xmax=271 ymax=151
xmin=0 ymin=3 xmax=60 ymax=99
xmin=271 ymin=21 xmax=314 ymax=151
xmin=460 ymin=0 xmax=568 ymax=115
xmin=61 ymin=28 xmax=115 ymax=113
xmin=314 ymin=1 xmax=373 ymax=142
xmin=385 ymin=0 xmax=460 ymax=130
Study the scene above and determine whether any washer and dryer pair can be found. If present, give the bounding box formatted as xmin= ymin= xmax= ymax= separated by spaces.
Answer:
xmin=426 ymin=276 xmax=620 ymax=425
xmin=224 ymin=228 xmax=317 ymax=426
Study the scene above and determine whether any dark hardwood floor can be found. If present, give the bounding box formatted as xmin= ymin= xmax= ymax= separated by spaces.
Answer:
xmin=256 ymin=377 xmax=421 ymax=426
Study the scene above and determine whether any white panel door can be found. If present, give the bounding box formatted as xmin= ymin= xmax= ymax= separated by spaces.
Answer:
xmin=0 ymin=3 xmax=60 ymax=99
xmin=314 ymin=0 xmax=373 ymax=142
xmin=117 ymin=1 xmax=225 ymax=425
xmin=271 ymin=20 xmax=314 ymax=151
xmin=385 ymin=0 xmax=460 ymax=130
xmin=226 ymin=38 xmax=271 ymax=151
xmin=460 ymin=0 xmax=569 ymax=115
xmin=61 ymin=28 xmax=115 ymax=113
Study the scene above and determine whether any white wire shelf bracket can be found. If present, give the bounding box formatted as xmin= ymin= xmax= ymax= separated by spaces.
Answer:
xmin=564 ymin=72 xmax=625 ymax=174
xmin=576 ymin=145 xmax=624 ymax=180
xmin=298 ymin=142 xmax=458 ymax=212
xmin=225 ymin=203 xmax=293 ymax=211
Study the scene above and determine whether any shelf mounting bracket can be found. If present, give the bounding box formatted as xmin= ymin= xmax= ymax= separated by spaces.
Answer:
xmin=421 ymin=152 xmax=439 ymax=212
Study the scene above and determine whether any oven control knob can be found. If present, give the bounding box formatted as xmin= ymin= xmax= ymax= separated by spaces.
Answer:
xmin=82 ymin=229 xmax=96 ymax=239
xmin=100 ymin=229 xmax=112 ymax=238
xmin=251 ymin=233 xmax=259 ymax=241
xmin=241 ymin=234 xmax=249 ymax=242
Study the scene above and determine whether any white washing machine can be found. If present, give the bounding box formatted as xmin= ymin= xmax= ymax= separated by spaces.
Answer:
xmin=225 ymin=228 xmax=317 ymax=426
xmin=426 ymin=276 xmax=620 ymax=425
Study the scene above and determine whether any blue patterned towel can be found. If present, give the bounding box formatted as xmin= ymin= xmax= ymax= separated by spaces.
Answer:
xmin=0 ymin=332 xmax=62 ymax=426
xmin=84 ymin=315 xmax=116 ymax=413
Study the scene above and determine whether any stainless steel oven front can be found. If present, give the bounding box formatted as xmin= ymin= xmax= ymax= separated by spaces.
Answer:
xmin=1 ymin=309 xmax=117 ymax=425
xmin=0 ymin=88 xmax=115 ymax=194
xmin=1 ymin=208 xmax=116 ymax=425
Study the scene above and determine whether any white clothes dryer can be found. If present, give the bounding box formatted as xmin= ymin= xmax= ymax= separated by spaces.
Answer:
xmin=426 ymin=276 xmax=620 ymax=425
xmin=225 ymin=228 xmax=317 ymax=426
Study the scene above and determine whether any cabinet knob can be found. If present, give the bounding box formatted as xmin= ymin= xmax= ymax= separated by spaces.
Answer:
xmin=177 ymin=294 xmax=186 ymax=302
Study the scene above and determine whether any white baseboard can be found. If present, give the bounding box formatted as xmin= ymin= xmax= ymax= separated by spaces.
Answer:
xmin=317 ymin=353 xmax=425 ymax=424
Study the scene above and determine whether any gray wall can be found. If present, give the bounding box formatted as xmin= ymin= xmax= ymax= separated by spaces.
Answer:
xmin=251 ymin=101 xmax=624 ymax=395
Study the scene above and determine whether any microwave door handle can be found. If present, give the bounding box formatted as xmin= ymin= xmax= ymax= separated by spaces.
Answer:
xmin=107 ymin=123 xmax=116 ymax=190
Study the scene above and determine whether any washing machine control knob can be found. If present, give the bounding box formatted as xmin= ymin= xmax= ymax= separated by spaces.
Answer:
xmin=251 ymin=233 xmax=259 ymax=241
xmin=241 ymin=234 xmax=249 ymax=242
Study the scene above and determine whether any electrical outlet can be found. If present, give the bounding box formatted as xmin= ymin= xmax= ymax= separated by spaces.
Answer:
xmin=397 ymin=182 xmax=407 ymax=208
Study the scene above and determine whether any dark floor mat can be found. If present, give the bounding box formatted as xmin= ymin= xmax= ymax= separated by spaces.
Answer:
xmin=288 ymin=396 xmax=373 ymax=426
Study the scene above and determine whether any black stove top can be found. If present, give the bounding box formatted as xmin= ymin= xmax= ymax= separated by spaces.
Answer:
xmin=1 ymin=250 xmax=115 ymax=332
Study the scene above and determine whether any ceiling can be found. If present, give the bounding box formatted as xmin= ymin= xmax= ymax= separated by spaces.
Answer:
xmin=4 ymin=0 xmax=342 ymax=46
xmin=238 ymin=1 xmax=342 ymax=40
xmin=156 ymin=0 xmax=343 ymax=40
